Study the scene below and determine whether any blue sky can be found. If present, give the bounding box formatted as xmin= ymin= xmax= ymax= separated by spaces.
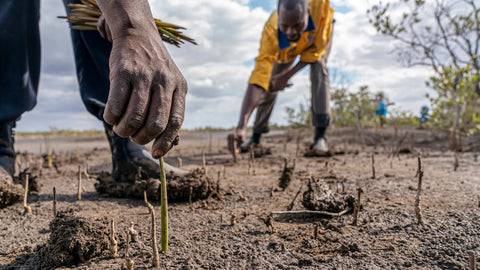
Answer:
xmin=15 ymin=0 xmax=433 ymax=132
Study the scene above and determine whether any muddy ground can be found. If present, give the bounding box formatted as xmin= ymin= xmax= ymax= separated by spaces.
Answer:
xmin=0 ymin=126 xmax=479 ymax=269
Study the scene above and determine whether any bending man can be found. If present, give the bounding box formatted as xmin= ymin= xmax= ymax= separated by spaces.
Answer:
xmin=228 ymin=0 xmax=334 ymax=156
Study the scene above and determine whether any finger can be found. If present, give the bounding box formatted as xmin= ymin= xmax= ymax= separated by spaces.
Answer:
xmin=103 ymin=75 xmax=131 ymax=126
xmin=131 ymin=83 xmax=172 ymax=145
xmin=113 ymin=77 xmax=152 ymax=137
xmin=97 ymin=16 xmax=107 ymax=39
xmin=104 ymin=19 xmax=113 ymax=42
xmin=152 ymin=85 xmax=187 ymax=157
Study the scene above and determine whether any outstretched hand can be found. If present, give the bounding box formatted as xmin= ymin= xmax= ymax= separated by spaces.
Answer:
xmin=102 ymin=25 xmax=187 ymax=158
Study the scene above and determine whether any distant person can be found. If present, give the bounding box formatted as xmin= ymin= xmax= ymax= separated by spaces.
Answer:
xmin=227 ymin=0 xmax=334 ymax=157
xmin=0 ymin=0 xmax=187 ymax=207
xmin=419 ymin=105 xmax=429 ymax=127
xmin=374 ymin=92 xmax=394 ymax=128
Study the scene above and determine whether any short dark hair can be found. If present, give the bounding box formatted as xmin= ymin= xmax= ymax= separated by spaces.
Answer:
xmin=278 ymin=0 xmax=308 ymax=13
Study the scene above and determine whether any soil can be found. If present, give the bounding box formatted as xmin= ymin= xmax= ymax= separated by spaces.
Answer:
xmin=0 ymin=126 xmax=479 ymax=269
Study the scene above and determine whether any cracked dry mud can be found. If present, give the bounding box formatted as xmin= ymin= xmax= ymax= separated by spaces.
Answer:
xmin=0 ymin=127 xmax=479 ymax=269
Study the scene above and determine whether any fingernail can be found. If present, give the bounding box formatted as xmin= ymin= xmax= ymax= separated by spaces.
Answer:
xmin=153 ymin=150 xmax=163 ymax=158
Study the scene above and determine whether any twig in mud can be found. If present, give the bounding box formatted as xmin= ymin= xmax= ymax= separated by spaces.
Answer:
xmin=109 ymin=219 xmax=118 ymax=258
xmin=189 ymin=186 xmax=193 ymax=205
xmin=453 ymin=153 xmax=459 ymax=171
xmin=238 ymin=191 xmax=248 ymax=201
xmin=45 ymin=135 xmax=52 ymax=168
xmin=264 ymin=214 xmax=276 ymax=233
xmin=223 ymin=165 xmax=226 ymax=179
xmin=352 ymin=188 xmax=363 ymax=226
xmin=287 ymin=185 xmax=303 ymax=211
xmin=314 ymin=224 xmax=319 ymax=240
xmin=217 ymin=171 xmax=221 ymax=193
xmin=177 ymin=157 xmax=182 ymax=169
xmin=144 ymin=191 xmax=159 ymax=266
xmin=230 ymin=213 xmax=237 ymax=226
xmin=391 ymin=132 xmax=409 ymax=158
xmin=371 ymin=154 xmax=376 ymax=179
xmin=23 ymin=175 xmax=32 ymax=214
xmin=469 ymin=251 xmax=477 ymax=270
xmin=129 ymin=222 xmax=139 ymax=242
xmin=249 ymin=146 xmax=256 ymax=176
xmin=159 ymin=157 xmax=168 ymax=252
xmin=270 ymin=188 xmax=274 ymax=198
xmin=124 ymin=231 xmax=134 ymax=270
xmin=53 ymin=187 xmax=57 ymax=217
xmin=296 ymin=131 xmax=301 ymax=157
xmin=77 ymin=166 xmax=82 ymax=201
xmin=272 ymin=208 xmax=351 ymax=217
xmin=202 ymin=151 xmax=207 ymax=175
xmin=415 ymin=156 xmax=424 ymax=224
xmin=83 ymin=167 xmax=90 ymax=181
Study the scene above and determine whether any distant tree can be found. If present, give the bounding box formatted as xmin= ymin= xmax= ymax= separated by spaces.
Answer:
xmin=368 ymin=0 xmax=480 ymax=150
xmin=331 ymin=85 xmax=378 ymax=127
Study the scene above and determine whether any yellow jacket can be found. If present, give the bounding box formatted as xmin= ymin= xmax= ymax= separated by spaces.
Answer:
xmin=249 ymin=0 xmax=334 ymax=91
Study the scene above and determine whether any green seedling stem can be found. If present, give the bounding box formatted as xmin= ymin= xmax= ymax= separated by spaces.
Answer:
xmin=159 ymin=157 xmax=168 ymax=252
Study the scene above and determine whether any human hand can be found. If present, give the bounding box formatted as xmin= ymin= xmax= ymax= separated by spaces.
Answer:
xmin=103 ymin=29 xmax=187 ymax=158
xmin=270 ymin=72 xmax=292 ymax=92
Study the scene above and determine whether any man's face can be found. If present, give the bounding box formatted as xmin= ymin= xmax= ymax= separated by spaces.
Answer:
xmin=278 ymin=5 xmax=309 ymax=42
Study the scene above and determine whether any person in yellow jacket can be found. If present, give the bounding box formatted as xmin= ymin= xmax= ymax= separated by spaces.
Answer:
xmin=228 ymin=0 xmax=334 ymax=156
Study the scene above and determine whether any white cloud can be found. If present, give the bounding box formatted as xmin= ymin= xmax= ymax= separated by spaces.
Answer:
xmin=16 ymin=0 xmax=436 ymax=132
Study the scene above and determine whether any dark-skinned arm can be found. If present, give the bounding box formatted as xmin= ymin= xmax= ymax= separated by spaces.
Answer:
xmin=96 ymin=0 xmax=187 ymax=158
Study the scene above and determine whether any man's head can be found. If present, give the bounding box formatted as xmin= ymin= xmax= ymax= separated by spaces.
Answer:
xmin=278 ymin=0 xmax=309 ymax=42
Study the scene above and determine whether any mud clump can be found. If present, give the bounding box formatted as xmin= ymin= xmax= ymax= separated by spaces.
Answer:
xmin=0 ymin=181 xmax=23 ymax=208
xmin=302 ymin=178 xmax=355 ymax=213
xmin=15 ymin=168 xmax=41 ymax=193
xmin=95 ymin=169 xmax=216 ymax=202
xmin=39 ymin=210 xmax=110 ymax=268
xmin=279 ymin=159 xmax=295 ymax=190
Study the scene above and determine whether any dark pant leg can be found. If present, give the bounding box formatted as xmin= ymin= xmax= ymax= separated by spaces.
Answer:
xmin=0 ymin=0 xmax=41 ymax=123
xmin=310 ymin=33 xmax=333 ymax=128
xmin=62 ymin=0 xmax=111 ymax=121
xmin=253 ymin=62 xmax=294 ymax=134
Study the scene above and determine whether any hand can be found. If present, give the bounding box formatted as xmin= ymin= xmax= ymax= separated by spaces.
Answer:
xmin=270 ymin=72 xmax=292 ymax=92
xmin=103 ymin=29 xmax=188 ymax=158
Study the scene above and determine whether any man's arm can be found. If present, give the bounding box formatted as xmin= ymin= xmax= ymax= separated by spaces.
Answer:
xmin=96 ymin=0 xmax=187 ymax=158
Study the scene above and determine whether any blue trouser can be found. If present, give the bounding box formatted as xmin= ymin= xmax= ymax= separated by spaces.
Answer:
xmin=0 ymin=0 xmax=111 ymax=123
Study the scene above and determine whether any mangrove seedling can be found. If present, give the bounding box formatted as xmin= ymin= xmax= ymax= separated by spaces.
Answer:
xmin=23 ymin=175 xmax=32 ymax=214
xmin=144 ymin=191 xmax=159 ymax=266
xmin=415 ymin=156 xmax=424 ymax=224
xmin=109 ymin=219 xmax=118 ymax=258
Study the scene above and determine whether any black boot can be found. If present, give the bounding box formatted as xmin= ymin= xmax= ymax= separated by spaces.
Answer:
xmin=0 ymin=121 xmax=16 ymax=180
xmin=0 ymin=121 xmax=23 ymax=208
xmin=104 ymin=123 xmax=186 ymax=183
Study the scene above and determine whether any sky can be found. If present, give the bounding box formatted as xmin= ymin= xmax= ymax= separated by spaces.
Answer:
xmin=16 ymin=0 xmax=435 ymax=132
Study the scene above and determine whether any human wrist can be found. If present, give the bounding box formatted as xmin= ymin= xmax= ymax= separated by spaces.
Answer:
xmin=96 ymin=0 xmax=158 ymax=40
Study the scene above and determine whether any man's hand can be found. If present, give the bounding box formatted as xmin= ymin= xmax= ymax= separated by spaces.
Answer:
xmin=270 ymin=72 xmax=291 ymax=92
xmin=97 ymin=0 xmax=187 ymax=158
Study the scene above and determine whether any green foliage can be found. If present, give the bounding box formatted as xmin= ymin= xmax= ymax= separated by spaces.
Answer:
xmin=368 ymin=0 xmax=480 ymax=148
xmin=331 ymin=86 xmax=378 ymax=127
xmin=285 ymin=99 xmax=311 ymax=129
xmin=427 ymin=65 xmax=480 ymax=135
